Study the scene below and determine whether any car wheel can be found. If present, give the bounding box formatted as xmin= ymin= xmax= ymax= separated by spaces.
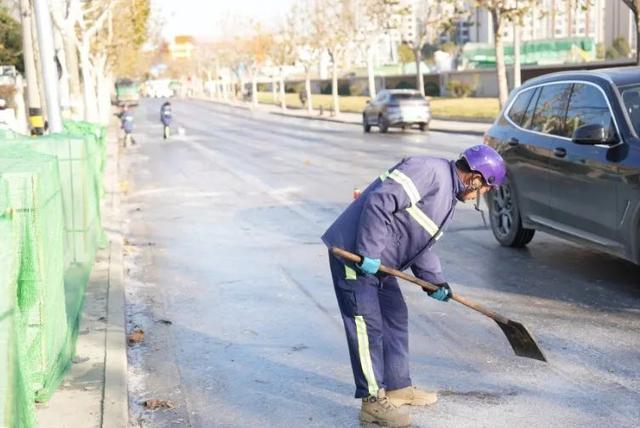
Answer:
xmin=419 ymin=123 xmax=429 ymax=132
xmin=379 ymin=115 xmax=389 ymax=133
xmin=488 ymin=177 xmax=535 ymax=247
xmin=363 ymin=115 xmax=371 ymax=133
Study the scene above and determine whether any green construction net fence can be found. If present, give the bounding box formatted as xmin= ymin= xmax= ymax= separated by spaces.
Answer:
xmin=0 ymin=176 xmax=36 ymax=428
xmin=0 ymin=120 xmax=109 ymax=428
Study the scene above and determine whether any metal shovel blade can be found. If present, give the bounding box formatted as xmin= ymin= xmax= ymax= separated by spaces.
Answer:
xmin=495 ymin=319 xmax=547 ymax=362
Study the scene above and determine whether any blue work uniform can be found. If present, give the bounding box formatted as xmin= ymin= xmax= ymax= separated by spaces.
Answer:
xmin=160 ymin=105 xmax=172 ymax=126
xmin=120 ymin=111 xmax=134 ymax=133
xmin=321 ymin=156 xmax=464 ymax=398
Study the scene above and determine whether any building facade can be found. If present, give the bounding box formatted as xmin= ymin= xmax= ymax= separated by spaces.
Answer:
xmin=463 ymin=0 xmax=635 ymax=51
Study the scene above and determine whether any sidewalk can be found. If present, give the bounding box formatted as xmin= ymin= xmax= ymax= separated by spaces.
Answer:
xmin=34 ymin=126 xmax=127 ymax=427
xmin=195 ymin=96 xmax=491 ymax=136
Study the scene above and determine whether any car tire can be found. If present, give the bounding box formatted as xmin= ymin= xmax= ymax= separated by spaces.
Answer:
xmin=379 ymin=115 xmax=389 ymax=133
xmin=487 ymin=177 xmax=535 ymax=247
xmin=419 ymin=123 xmax=429 ymax=132
xmin=363 ymin=115 xmax=371 ymax=133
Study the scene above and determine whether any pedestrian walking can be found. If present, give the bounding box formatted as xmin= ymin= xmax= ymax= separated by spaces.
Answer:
xmin=117 ymin=104 xmax=135 ymax=147
xmin=321 ymin=145 xmax=506 ymax=427
xmin=160 ymin=100 xmax=172 ymax=139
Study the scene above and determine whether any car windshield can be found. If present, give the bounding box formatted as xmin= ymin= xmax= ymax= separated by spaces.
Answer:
xmin=391 ymin=93 xmax=424 ymax=102
xmin=620 ymin=84 xmax=640 ymax=136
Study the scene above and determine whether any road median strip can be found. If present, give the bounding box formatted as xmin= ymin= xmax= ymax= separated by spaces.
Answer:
xmin=194 ymin=96 xmax=490 ymax=136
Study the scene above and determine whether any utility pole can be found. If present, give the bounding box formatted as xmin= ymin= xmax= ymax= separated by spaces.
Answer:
xmin=19 ymin=0 xmax=44 ymax=135
xmin=33 ymin=0 xmax=63 ymax=133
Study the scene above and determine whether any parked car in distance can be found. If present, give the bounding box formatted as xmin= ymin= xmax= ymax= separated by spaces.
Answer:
xmin=484 ymin=67 xmax=640 ymax=264
xmin=363 ymin=89 xmax=431 ymax=133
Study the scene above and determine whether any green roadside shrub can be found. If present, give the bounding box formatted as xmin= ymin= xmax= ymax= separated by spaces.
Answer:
xmin=425 ymin=81 xmax=440 ymax=97
xmin=446 ymin=79 xmax=475 ymax=98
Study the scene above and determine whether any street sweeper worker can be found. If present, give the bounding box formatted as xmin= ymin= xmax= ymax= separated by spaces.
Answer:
xmin=321 ymin=145 xmax=506 ymax=427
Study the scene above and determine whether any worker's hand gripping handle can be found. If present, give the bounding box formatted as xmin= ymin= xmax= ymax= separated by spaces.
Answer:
xmin=330 ymin=247 xmax=440 ymax=293
xmin=331 ymin=247 xmax=508 ymax=323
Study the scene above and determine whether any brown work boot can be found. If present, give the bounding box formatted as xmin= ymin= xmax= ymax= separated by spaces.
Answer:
xmin=360 ymin=389 xmax=411 ymax=427
xmin=387 ymin=386 xmax=438 ymax=407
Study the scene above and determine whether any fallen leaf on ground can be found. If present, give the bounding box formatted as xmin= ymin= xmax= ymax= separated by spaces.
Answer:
xmin=128 ymin=327 xmax=144 ymax=345
xmin=143 ymin=399 xmax=174 ymax=410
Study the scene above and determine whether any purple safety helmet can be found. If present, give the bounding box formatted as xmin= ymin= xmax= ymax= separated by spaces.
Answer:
xmin=460 ymin=145 xmax=506 ymax=187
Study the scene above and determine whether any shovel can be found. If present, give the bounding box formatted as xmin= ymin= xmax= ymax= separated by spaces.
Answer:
xmin=331 ymin=247 xmax=547 ymax=362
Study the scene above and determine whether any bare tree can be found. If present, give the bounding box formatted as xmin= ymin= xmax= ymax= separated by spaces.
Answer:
xmin=270 ymin=18 xmax=297 ymax=110
xmin=244 ymin=26 xmax=273 ymax=107
xmin=470 ymin=0 xmax=539 ymax=108
xmin=403 ymin=1 xmax=465 ymax=95
xmin=352 ymin=0 xmax=395 ymax=98
xmin=76 ymin=1 xmax=113 ymax=122
xmin=292 ymin=0 xmax=324 ymax=114
xmin=51 ymin=0 xmax=84 ymax=117
xmin=322 ymin=0 xmax=356 ymax=115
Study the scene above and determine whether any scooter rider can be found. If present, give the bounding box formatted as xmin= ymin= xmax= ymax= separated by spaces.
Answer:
xmin=321 ymin=145 xmax=506 ymax=427
xmin=160 ymin=101 xmax=172 ymax=139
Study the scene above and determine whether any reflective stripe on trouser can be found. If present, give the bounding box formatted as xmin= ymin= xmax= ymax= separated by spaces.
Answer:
xmin=329 ymin=251 xmax=411 ymax=398
xmin=381 ymin=170 xmax=443 ymax=240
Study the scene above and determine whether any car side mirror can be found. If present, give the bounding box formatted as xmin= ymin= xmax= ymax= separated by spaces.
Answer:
xmin=572 ymin=124 xmax=607 ymax=145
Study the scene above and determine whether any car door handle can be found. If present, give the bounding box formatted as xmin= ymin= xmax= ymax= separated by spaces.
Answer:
xmin=554 ymin=147 xmax=567 ymax=158
xmin=507 ymin=137 xmax=519 ymax=146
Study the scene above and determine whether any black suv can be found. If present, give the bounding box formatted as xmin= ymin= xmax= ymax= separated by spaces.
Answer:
xmin=485 ymin=67 xmax=640 ymax=264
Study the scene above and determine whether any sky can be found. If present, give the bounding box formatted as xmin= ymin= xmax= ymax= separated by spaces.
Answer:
xmin=152 ymin=0 xmax=297 ymax=42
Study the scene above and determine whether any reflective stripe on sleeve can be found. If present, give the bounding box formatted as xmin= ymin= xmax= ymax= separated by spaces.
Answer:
xmin=406 ymin=206 xmax=443 ymax=240
xmin=388 ymin=170 xmax=420 ymax=204
xmin=355 ymin=315 xmax=379 ymax=396
xmin=345 ymin=265 xmax=357 ymax=280
xmin=385 ymin=169 xmax=443 ymax=240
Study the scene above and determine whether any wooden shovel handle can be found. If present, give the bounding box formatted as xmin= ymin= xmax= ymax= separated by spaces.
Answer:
xmin=331 ymin=247 xmax=509 ymax=325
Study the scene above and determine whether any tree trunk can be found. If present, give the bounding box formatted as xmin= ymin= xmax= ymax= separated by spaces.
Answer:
xmin=272 ymin=74 xmax=277 ymax=104
xmin=79 ymin=39 xmax=98 ymax=122
xmin=279 ymin=68 xmax=286 ymax=110
xmin=513 ymin=18 xmax=522 ymax=88
xmin=13 ymin=75 xmax=28 ymax=133
xmin=238 ymin=75 xmax=245 ymax=100
xmin=53 ymin=27 xmax=70 ymax=116
xmin=305 ymin=68 xmax=313 ymax=115
xmin=367 ymin=46 xmax=376 ymax=98
xmin=331 ymin=50 xmax=340 ymax=115
xmin=492 ymin=10 xmax=509 ymax=108
xmin=251 ymin=72 xmax=258 ymax=108
xmin=95 ymin=55 xmax=111 ymax=124
xmin=222 ymin=78 xmax=228 ymax=101
xmin=414 ymin=47 xmax=424 ymax=95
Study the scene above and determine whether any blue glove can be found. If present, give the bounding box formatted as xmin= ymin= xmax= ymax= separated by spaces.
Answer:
xmin=425 ymin=282 xmax=452 ymax=302
xmin=356 ymin=256 xmax=381 ymax=275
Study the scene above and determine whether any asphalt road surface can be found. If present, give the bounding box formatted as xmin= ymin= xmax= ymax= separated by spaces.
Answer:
xmin=121 ymin=98 xmax=640 ymax=428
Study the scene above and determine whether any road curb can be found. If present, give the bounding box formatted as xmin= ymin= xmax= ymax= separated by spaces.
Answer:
xmin=101 ymin=132 xmax=128 ymax=428
xmin=193 ymin=97 xmax=488 ymax=136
